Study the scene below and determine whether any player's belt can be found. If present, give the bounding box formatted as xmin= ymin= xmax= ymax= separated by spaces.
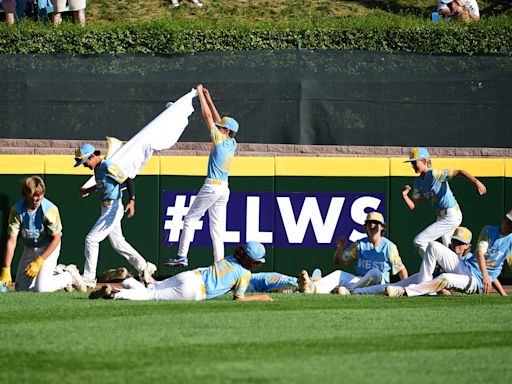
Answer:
xmin=101 ymin=198 xmax=122 ymax=207
xmin=436 ymin=204 xmax=460 ymax=217
xmin=205 ymin=178 xmax=228 ymax=187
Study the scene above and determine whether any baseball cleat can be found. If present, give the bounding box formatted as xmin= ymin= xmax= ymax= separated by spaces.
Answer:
xmin=336 ymin=286 xmax=351 ymax=296
xmin=89 ymin=284 xmax=115 ymax=300
xmin=298 ymin=270 xmax=315 ymax=294
xmin=385 ymin=286 xmax=406 ymax=297
xmin=165 ymin=256 xmax=189 ymax=267
xmin=65 ymin=265 xmax=87 ymax=292
xmin=82 ymin=277 xmax=97 ymax=290
xmin=311 ymin=268 xmax=322 ymax=282
xmin=140 ymin=262 xmax=157 ymax=286
xmin=99 ymin=267 xmax=130 ymax=283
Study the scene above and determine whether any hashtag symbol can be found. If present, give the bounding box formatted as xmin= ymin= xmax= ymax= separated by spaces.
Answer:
xmin=164 ymin=195 xmax=203 ymax=242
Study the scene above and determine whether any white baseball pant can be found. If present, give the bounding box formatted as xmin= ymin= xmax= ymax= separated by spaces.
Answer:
xmin=83 ymin=200 xmax=148 ymax=281
xmin=354 ymin=273 xmax=421 ymax=295
xmin=413 ymin=207 xmax=462 ymax=259
xmin=405 ymin=273 xmax=477 ymax=296
xmin=177 ymin=180 xmax=230 ymax=262
xmin=416 ymin=241 xmax=470 ymax=283
xmin=313 ymin=268 xmax=383 ymax=294
xmin=114 ymin=271 xmax=206 ymax=301
xmin=15 ymin=243 xmax=72 ymax=292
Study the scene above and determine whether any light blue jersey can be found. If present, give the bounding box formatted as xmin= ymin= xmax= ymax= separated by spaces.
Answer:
xmin=207 ymin=126 xmax=237 ymax=182
xmin=95 ymin=159 xmax=128 ymax=201
xmin=247 ymin=272 xmax=298 ymax=293
xmin=7 ymin=198 xmax=62 ymax=248
xmin=464 ymin=226 xmax=512 ymax=290
xmin=413 ymin=168 xmax=458 ymax=211
xmin=343 ymin=237 xmax=404 ymax=283
xmin=200 ymin=256 xmax=251 ymax=299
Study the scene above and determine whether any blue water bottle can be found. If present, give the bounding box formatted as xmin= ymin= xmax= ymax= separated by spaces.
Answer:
xmin=0 ymin=282 xmax=8 ymax=293
xmin=431 ymin=12 xmax=440 ymax=23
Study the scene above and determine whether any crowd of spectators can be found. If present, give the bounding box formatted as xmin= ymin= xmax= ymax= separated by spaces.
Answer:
xmin=0 ymin=0 xmax=86 ymax=25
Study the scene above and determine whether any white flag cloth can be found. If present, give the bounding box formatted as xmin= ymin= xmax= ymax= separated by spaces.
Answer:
xmin=81 ymin=88 xmax=197 ymax=189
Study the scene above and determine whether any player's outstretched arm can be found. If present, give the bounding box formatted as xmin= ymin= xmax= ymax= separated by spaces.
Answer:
xmin=234 ymin=294 xmax=273 ymax=302
xmin=202 ymin=87 xmax=221 ymax=123
xmin=476 ymin=250 xmax=492 ymax=294
xmin=196 ymin=84 xmax=215 ymax=131
xmin=452 ymin=169 xmax=487 ymax=196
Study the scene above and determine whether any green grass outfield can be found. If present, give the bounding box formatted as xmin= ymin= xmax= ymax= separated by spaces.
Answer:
xmin=1 ymin=292 xmax=512 ymax=383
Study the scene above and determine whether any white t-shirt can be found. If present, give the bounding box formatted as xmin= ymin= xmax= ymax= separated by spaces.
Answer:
xmin=437 ymin=0 xmax=480 ymax=17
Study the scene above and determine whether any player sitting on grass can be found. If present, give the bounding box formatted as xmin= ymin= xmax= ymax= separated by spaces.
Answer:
xmin=299 ymin=212 xmax=409 ymax=295
xmin=90 ymin=241 xmax=273 ymax=302
xmin=386 ymin=212 xmax=512 ymax=297
xmin=0 ymin=176 xmax=86 ymax=292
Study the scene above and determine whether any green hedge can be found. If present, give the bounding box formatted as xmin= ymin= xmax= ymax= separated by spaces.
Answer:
xmin=1 ymin=16 xmax=512 ymax=54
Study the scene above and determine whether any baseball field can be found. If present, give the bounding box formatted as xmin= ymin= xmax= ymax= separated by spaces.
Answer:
xmin=1 ymin=291 xmax=511 ymax=383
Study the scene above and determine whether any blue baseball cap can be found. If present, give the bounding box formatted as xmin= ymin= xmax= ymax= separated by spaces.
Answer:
xmin=74 ymin=143 xmax=96 ymax=167
xmin=404 ymin=147 xmax=430 ymax=162
xmin=244 ymin=241 xmax=266 ymax=263
xmin=215 ymin=117 xmax=239 ymax=133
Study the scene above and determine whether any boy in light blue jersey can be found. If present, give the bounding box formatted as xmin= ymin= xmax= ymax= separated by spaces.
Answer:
xmin=75 ymin=143 xmax=156 ymax=288
xmin=387 ymin=217 xmax=512 ymax=297
xmin=90 ymin=241 xmax=273 ymax=302
xmin=167 ymin=84 xmax=239 ymax=267
xmin=0 ymin=176 xmax=86 ymax=292
xmin=247 ymin=272 xmax=299 ymax=293
xmin=402 ymin=147 xmax=486 ymax=265
xmin=299 ymin=212 xmax=409 ymax=295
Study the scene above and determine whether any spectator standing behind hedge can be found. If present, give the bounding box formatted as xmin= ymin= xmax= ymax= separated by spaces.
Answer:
xmin=50 ymin=0 xmax=86 ymax=26
xmin=1 ymin=0 xmax=17 ymax=24
xmin=171 ymin=0 xmax=203 ymax=8
xmin=438 ymin=0 xmax=480 ymax=22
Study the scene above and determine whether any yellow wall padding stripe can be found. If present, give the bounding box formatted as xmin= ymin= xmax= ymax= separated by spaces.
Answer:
xmin=275 ymin=157 xmax=389 ymax=177
xmin=0 ymin=155 xmax=508 ymax=177
xmin=390 ymin=158 xmax=504 ymax=177
xmin=0 ymin=155 xmax=45 ymax=174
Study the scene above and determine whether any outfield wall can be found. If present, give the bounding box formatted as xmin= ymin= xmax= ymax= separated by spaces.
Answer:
xmin=1 ymin=154 xmax=511 ymax=281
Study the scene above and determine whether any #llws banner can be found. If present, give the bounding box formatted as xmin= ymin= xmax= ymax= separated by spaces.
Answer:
xmin=162 ymin=191 xmax=386 ymax=248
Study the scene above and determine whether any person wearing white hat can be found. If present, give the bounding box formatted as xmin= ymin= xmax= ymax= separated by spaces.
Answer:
xmin=90 ymin=241 xmax=273 ymax=302
xmin=299 ymin=212 xmax=409 ymax=295
xmin=401 ymin=147 xmax=486 ymax=268
xmin=438 ymin=0 xmax=480 ymax=22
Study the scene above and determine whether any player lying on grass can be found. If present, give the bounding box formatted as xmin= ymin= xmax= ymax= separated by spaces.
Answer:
xmin=386 ymin=212 xmax=512 ymax=297
xmin=401 ymin=147 xmax=486 ymax=264
xmin=299 ymin=211 xmax=409 ymax=295
xmin=0 ymin=176 xmax=86 ymax=292
xmin=90 ymin=241 xmax=273 ymax=301
xmin=247 ymin=272 xmax=299 ymax=293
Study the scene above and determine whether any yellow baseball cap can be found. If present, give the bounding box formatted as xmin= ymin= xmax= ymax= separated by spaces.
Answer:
xmin=365 ymin=211 xmax=385 ymax=225
xmin=506 ymin=209 xmax=512 ymax=222
xmin=452 ymin=226 xmax=472 ymax=245
xmin=404 ymin=147 xmax=430 ymax=163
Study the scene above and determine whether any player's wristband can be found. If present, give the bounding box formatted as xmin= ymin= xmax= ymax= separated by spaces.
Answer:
xmin=130 ymin=196 xmax=135 ymax=201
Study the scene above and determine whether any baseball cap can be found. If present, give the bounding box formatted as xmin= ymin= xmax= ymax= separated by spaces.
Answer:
xmin=506 ymin=209 xmax=512 ymax=222
xmin=74 ymin=143 xmax=96 ymax=167
xmin=244 ymin=241 xmax=266 ymax=263
xmin=365 ymin=211 xmax=385 ymax=225
xmin=452 ymin=226 xmax=472 ymax=244
xmin=404 ymin=147 xmax=430 ymax=163
xmin=215 ymin=116 xmax=239 ymax=133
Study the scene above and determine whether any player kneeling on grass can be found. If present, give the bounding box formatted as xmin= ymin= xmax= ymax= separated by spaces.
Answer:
xmin=90 ymin=241 xmax=273 ymax=302
xmin=299 ymin=212 xmax=409 ymax=295
xmin=386 ymin=212 xmax=512 ymax=297
xmin=0 ymin=176 xmax=86 ymax=292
